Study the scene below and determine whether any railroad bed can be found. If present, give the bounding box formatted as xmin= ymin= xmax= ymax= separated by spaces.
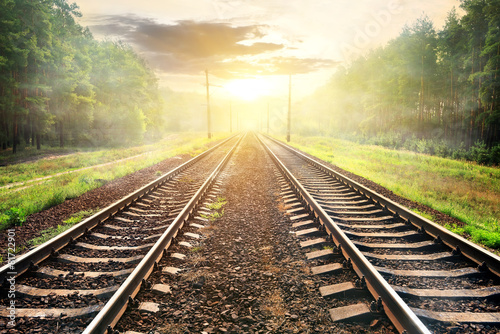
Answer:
xmin=1 ymin=133 xmax=499 ymax=333
xmin=259 ymin=134 xmax=500 ymax=334
xmin=0 ymin=134 xmax=242 ymax=333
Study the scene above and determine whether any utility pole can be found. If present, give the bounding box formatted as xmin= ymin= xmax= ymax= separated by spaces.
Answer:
xmin=230 ymin=102 xmax=232 ymax=133
xmin=267 ymin=102 xmax=270 ymax=134
xmin=287 ymin=74 xmax=291 ymax=142
xmin=205 ymin=69 xmax=212 ymax=139
xmin=259 ymin=110 xmax=262 ymax=132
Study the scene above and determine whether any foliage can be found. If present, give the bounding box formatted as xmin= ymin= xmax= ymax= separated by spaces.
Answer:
xmin=207 ymin=196 xmax=227 ymax=210
xmin=0 ymin=133 xmax=227 ymax=231
xmin=202 ymin=196 xmax=227 ymax=221
xmin=294 ymin=1 xmax=500 ymax=164
xmin=27 ymin=209 xmax=98 ymax=248
xmin=0 ymin=0 xmax=164 ymax=153
xmin=2 ymin=207 xmax=27 ymax=228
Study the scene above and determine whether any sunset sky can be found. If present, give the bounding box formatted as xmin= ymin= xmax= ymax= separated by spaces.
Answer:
xmin=76 ymin=0 xmax=462 ymax=100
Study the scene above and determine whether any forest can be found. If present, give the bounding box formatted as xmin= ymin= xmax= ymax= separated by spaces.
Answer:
xmin=0 ymin=0 xmax=164 ymax=153
xmin=1 ymin=0 xmax=499 ymax=166
xmin=295 ymin=0 xmax=500 ymax=165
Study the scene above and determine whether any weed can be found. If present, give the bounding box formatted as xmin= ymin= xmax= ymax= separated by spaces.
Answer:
xmin=157 ymin=322 xmax=188 ymax=334
xmin=179 ymin=176 xmax=194 ymax=183
xmin=203 ymin=197 xmax=227 ymax=221
xmin=14 ymin=245 xmax=25 ymax=254
xmin=410 ymin=209 xmax=435 ymax=221
xmin=4 ymin=207 xmax=27 ymax=227
xmin=207 ymin=196 xmax=227 ymax=210
xmin=210 ymin=209 xmax=224 ymax=221
xmin=27 ymin=209 xmax=99 ymax=248
xmin=260 ymin=290 xmax=286 ymax=318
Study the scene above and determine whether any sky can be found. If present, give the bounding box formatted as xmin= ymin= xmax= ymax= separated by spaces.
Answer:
xmin=76 ymin=0 xmax=462 ymax=101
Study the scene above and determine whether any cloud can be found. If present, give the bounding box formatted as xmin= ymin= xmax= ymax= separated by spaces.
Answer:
xmin=210 ymin=57 xmax=340 ymax=78
xmin=87 ymin=14 xmax=337 ymax=78
xmin=89 ymin=15 xmax=282 ymax=57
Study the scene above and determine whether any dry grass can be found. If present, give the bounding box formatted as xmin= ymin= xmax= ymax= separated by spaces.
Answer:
xmin=260 ymin=290 xmax=287 ymax=318
xmin=277 ymin=201 xmax=287 ymax=213
xmin=157 ymin=322 xmax=188 ymax=334
xmin=200 ymin=222 xmax=218 ymax=238
xmin=179 ymin=268 xmax=206 ymax=282
xmin=185 ymin=253 xmax=208 ymax=268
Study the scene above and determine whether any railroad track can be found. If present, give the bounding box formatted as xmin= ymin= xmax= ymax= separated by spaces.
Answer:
xmin=258 ymin=134 xmax=500 ymax=334
xmin=2 ymin=132 xmax=499 ymax=334
xmin=0 ymin=134 xmax=243 ymax=333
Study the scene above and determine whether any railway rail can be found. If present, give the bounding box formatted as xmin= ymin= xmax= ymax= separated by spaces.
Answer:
xmin=0 ymin=133 xmax=243 ymax=333
xmin=258 ymin=133 xmax=500 ymax=334
xmin=1 ymin=131 xmax=499 ymax=333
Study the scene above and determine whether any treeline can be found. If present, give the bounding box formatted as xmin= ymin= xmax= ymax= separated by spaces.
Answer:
xmin=297 ymin=0 xmax=499 ymax=164
xmin=0 ymin=0 xmax=164 ymax=153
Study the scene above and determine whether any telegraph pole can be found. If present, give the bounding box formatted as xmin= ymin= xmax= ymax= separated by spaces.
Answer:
xmin=230 ymin=102 xmax=232 ymax=133
xmin=259 ymin=110 xmax=262 ymax=132
xmin=267 ymin=102 xmax=270 ymax=134
xmin=287 ymin=74 xmax=291 ymax=142
xmin=205 ymin=69 xmax=212 ymax=139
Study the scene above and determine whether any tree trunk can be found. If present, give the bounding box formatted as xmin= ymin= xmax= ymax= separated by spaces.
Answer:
xmin=59 ymin=119 xmax=64 ymax=147
xmin=12 ymin=116 xmax=17 ymax=154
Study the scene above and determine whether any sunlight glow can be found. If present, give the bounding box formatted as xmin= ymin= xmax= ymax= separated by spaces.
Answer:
xmin=224 ymin=77 xmax=273 ymax=101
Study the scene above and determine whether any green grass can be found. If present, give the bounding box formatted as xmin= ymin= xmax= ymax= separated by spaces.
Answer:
xmin=0 ymin=133 xmax=230 ymax=231
xmin=279 ymin=135 xmax=500 ymax=249
xmin=0 ymin=133 xmax=229 ymax=187
xmin=27 ymin=209 xmax=99 ymax=248
xmin=207 ymin=196 xmax=227 ymax=210
xmin=201 ymin=196 xmax=227 ymax=221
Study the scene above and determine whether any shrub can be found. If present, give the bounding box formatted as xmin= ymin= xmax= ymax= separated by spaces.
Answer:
xmin=468 ymin=141 xmax=489 ymax=164
xmin=4 ymin=207 xmax=27 ymax=227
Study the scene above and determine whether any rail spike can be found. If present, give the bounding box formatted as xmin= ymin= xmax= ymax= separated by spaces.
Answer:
xmin=452 ymin=246 xmax=461 ymax=256
xmin=355 ymin=276 xmax=367 ymax=289
xmin=28 ymin=261 xmax=39 ymax=273
xmin=342 ymin=258 xmax=352 ymax=269
xmin=478 ymin=261 xmax=488 ymax=272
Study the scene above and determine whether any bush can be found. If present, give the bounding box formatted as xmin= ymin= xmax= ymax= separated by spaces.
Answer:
xmin=487 ymin=144 xmax=500 ymax=165
xmin=468 ymin=141 xmax=489 ymax=164
xmin=362 ymin=131 xmax=499 ymax=165
xmin=4 ymin=207 xmax=27 ymax=227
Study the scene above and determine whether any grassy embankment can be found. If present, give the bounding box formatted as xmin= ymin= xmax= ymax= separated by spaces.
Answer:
xmin=0 ymin=133 xmax=230 ymax=231
xmin=279 ymin=135 xmax=500 ymax=249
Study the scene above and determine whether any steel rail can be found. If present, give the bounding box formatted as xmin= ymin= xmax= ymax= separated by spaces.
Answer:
xmin=0 ymin=134 xmax=238 ymax=284
xmin=257 ymin=134 xmax=430 ymax=334
xmin=262 ymin=134 xmax=500 ymax=277
xmin=83 ymin=133 xmax=244 ymax=334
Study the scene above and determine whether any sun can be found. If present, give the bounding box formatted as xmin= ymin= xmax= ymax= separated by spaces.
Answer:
xmin=224 ymin=77 xmax=273 ymax=101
